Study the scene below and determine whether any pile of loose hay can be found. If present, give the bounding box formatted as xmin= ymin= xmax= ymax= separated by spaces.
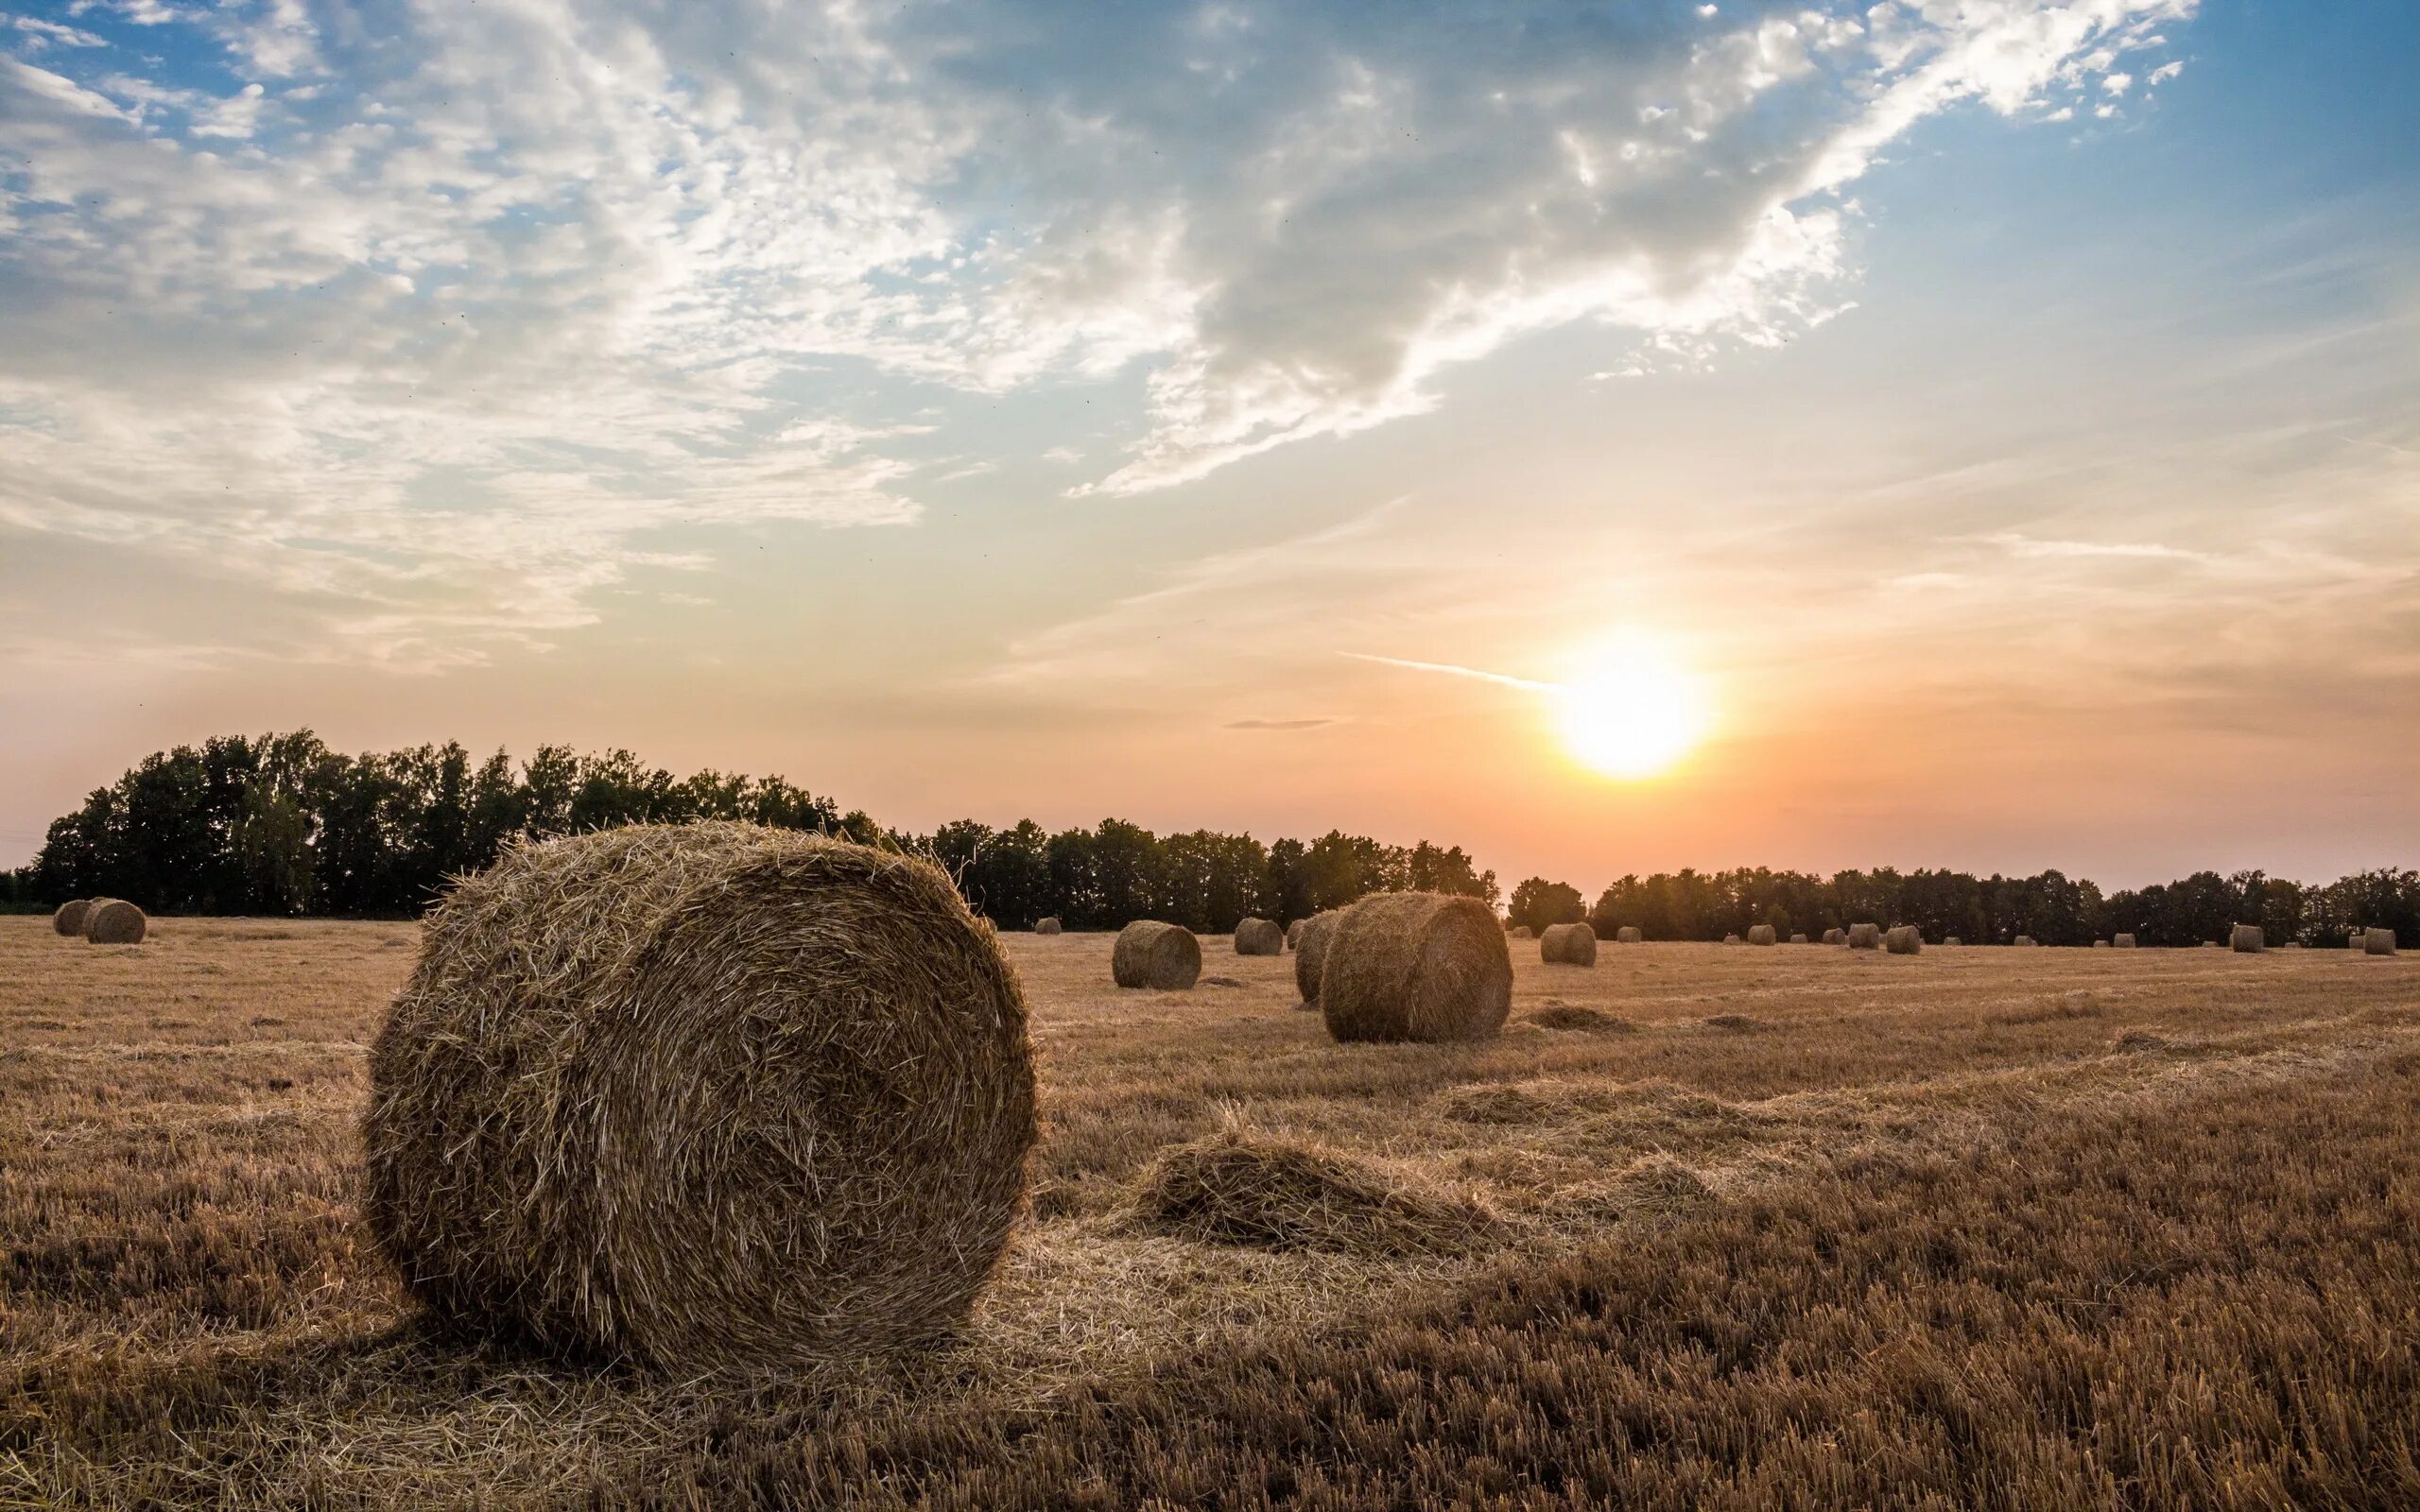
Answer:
xmin=1886 ymin=925 xmax=1922 ymax=954
xmin=2366 ymin=927 xmax=2398 ymax=956
xmin=1747 ymin=924 xmax=1776 ymax=946
xmin=1527 ymin=1002 xmax=1634 ymax=1032
xmin=50 ymin=900 xmax=90 ymax=936
xmin=1233 ymin=917 xmax=1284 ymax=955
xmin=1034 ymin=917 xmax=1063 ymax=936
xmin=1113 ymin=920 xmax=1202 ymax=989
xmin=82 ymin=899 xmax=147 ymax=945
xmin=1291 ymin=911 xmax=1340 ymax=1006
xmin=1847 ymin=923 xmax=1882 ymax=950
xmin=1539 ymin=921 xmax=1598 ymax=966
xmin=1123 ymin=1128 xmax=1500 ymax=1256
xmin=1615 ymin=925 xmax=1643 ymax=944
xmin=1322 ymin=892 xmax=1512 ymax=1044
xmin=361 ymin=822 xmax=1038 ymax=1372
xmin=2231 ymin=923 xmax=2265 ymax=954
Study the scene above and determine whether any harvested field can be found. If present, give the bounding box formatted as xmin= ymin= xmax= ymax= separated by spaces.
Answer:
xmin=5 ymin=918 xmax=2417 ymax=1509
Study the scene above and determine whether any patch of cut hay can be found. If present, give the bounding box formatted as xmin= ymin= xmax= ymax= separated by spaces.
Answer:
xmin=1199 ymin=974 xmax=1246 ymax=988
xmin=1123 ymin=1129 xmax=1502 ymax=1256
xmin=1435 ymin=1078 xmax=1591 ymax=1124
xmin=1885 ymin=925 xmax=1922 ymax=955
xmin=1292 ymin=910 xmax=1340 ymax=1006
xmin=2113 ymin=1028 xmax=2172 ymax=1054
xmin=83 ymin=899 xmax=148 ymax=945
xmin=1321 ymin=892 xmax=1512 ymax=1044
xmin=361 ymin=822 xmax=1038 ymax=1373
xmin=1703 ymin=1013 xmax=1769 ymax=1033
xmin=1540 ymin=921 xmax=1598 ymax=966
xmin=1114 ymin=920 xmax=1202 ymax=989
xmin=1527 ymin=1002 xmax=1635 ymax=1033
xmin=51 ymin=900 xmax=90 ymax=936
xmin=1609 ymin=1154 xmax=1717 ymax=1213
xmin=1982 ymin=994 xmax=2108 ymax=1027
xmin=1747 ymin=924 xmax=1776 ymax=946
xmin=1233 ymin=918 xmax=1283 ymax=955
xmin=2231 ymin=923 xmax=2265 ymax=954
xmin=1615 ymin=925 xmax=1642 ymax=943
xmin=1034 ymin=917 xmax=1063 ymax=936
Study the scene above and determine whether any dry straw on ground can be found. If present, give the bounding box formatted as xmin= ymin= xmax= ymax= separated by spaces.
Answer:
xmin=1034 ymin=917 xmax=1063 ymax=936
xmin=51 ymin=899 xmax=90 ymax=936
xmin=361 ymin=822 xmax=1038 ymax=1372
xmin=1848 ymin=923 xmax=1882 ymax=950
xmin=1747 ymin=924 xmax=1776 ymax=946
xmin=1124 ymin=1127 xmax=1500 ymax=1257
xmin=1321 ymin=892 xmax=1512 ymax=1044
xmin=1113 ymin=920 xmax=1202 ymax=989
xmin=1886 ymin=925 xmax=1923 ymax=955
xmin=1233 ymin=918 xmax=1284 ymax=955
xmin=1616 ymin=925 xmax=1643 ymax=943
xmin=2365 ymin=928 xmax=2397 ymax=956
xmin=2232 ymin=924 xmax=2266 ymax=954
xmin=1540 ymin=921 xmax=1598 ymax=967
xmin=1292 ymin=911 xmax=1340 ymax=1006
xmin=82 ymin=899 xmax=147 ymax=945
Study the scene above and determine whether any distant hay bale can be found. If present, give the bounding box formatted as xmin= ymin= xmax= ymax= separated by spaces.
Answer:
xmin=361 ymin=823 xmax=1038 ymax=1372
xmin=1033 ymin=917 xmax=1063 ymax=936
xmin=1823 ymin=928 xmax=1846 ymax=945
xmin=1539 ymin=921 xmax=1598 ymax=966
xmin=2093 ymin=939 xmax=2110 ymax=949
xmin=1944 ymin=936 xmax=1962 ymax=946
xmin=1615 ymin=925 xmax=1642 ymax=943
xmin=1848 ymin=922 xmax=1882 ymax=950
xmin=1292 ymin=910 xmax=1340 ymax=1005
xmin=1722 ymin=933 xmax=1741 ymax=945
xmin=82 ymin=900 xmax=147 ymax=945
xmin=1233 ymin=917 xmax=1284 ymax=955
xmin=2364 ymin=927 xmax=2397 ymax=956
xmin=1114 ymin=920 xmax=1202 ymax=989
xmin=1885 ymin=925 xmax=1922 ymax=955
xmin=2231 ymin=923 xmax=2265 ymax=954
xmin=51 ymin=900 xmax=90 ymax=936
xmin=1789 ymin=933 xmax=1808 ymax=944
xmin=2014 ymin=936 xmax=2037 ymax=948
xmin=1286 ymin=918 xmax=1306 ymax=950
xmin=1508 ymin=924 xmax=1533 ymax=939
xmin=1124 ymin=1128 xmax=1500 ymax=1256
xmin=2114 ymin=933 xmax=2136 ymax=949
xmin=1322 ymin=892 xmax=1512 ymax=1044
xmin=1747 ymin=924 xmax=1776 ymax=946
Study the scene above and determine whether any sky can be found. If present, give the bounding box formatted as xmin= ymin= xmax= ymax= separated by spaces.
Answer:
xmin=1 ymin=0 xmax=2414 ymax=890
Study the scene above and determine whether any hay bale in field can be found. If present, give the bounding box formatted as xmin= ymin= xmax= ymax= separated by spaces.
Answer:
xmin=1944 ymin=936 xmax=1962 ymax=947
xmin=1823 ymin=928 xmax=1846 ymax=945
xmin=82 ymin=899 xmax=147 ymax=945
xmin=2093 ymin=939 xmax=2110 ymax=949
xmin=1286 ymin=918 xmax=1306 ymax=950
xmin=1747 ymin=924 xmax=1776 ymax=946
xmin=360 ymin=823 xmax=1037 ymax=1372
xmin=1114 ymin=920 xmax=1202 ymax=989
xmin=1540 ymin=921 xmax=1597 ymax=966
xmin=1124 ymin=1128 xmax=1500 ymax=1256
xmin=2114 ymin=933 xmax=2136 ymax=949
xmin=1233 ymin=917 xmax=1284 ymax=955
xmin=1722 ymin=933 xmax=1741 ymax=945
xmin=2365 ymin=927 xmax=2397 ymax=956
xmin=1789 ymin=933 xmax=1808 ymax=944
xmin=2014 ymin=936 xmax=2037 ymax=948
xmin=1508 ymin=924 xmax=1533 ymax=939
xmin=1847 ymin=922 xmax=1882 ymax=950
xmin=1616 ymin=925 xmax=1642 ymax=944
xmin=1322 ymin=892 xmax=1512 ymax=1044
xmin=2231 ymin=923 xmax=2265 ymax=954
xmin=1885 ymin=925 xmax=1922 ymax=955
xmin=1292 ymin=910 xmax=1341 ymax=1005
xmin=51 ymin=899 xmax=91 ymax=936
xmin=1034 ymin=917 xmax=1063 ymax=936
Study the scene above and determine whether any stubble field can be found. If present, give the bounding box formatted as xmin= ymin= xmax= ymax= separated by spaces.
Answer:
xmin=5 ymin=918 xmax=2417 ymax=1509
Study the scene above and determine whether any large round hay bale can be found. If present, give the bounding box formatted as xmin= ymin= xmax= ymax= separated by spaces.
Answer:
xmin=1847 ymin=922 xmax=1882 ymax=950
xmin=1540 ymin=921 xmax=1597 ymax=966
xmin=1322 ymin=893 xmax=1512 ymax=1044
xmin=1293 ymin=910 xmax=1340 ymax=1005
xmin=1790 ymin=932 xmax=1808 ymax=944
xmin=2014 ymin=935 xmax=2036 ymax=947
xmin=1034 ymin=917 xmax=1063 ymax=936
xmin=1234 ymin=918 xmax=1284 ymax=955
xmin=51 ymin=900 xmax=91 ymax=936
xmin=1508 ymin=924 xmax=1533 ymax=940
xmin=1722 ymin=933 xmax=1741 ymax=945
xmin=1615 ymin=925 xmax=1642 ymax=944
xmin=361 ymin=823 xmax=1037 ymax=1372
xmin=2230 ymin=923 xmax=2265 ymax=954
xmin=2113 ymin=933 xmax=2136 ymax=949
xmin=82 ymin=899 xmax=147 ymax=945
xmin=1823 ymin=928 xmax=1846 ymax=945
xmin=1885 ymin=925 xmax=1922 ymax=955
xmin=1747 ymin=924 xmax=1776 ymax=947
xmin=2363 ymin=927 xmax=2396 ymax=956
xmin=1114 ymin=920 xmax=1201 ymax=989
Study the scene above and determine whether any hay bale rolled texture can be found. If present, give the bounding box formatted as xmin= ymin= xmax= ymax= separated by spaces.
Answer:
xmin=1293 ymin=910 xmax=1340 ymax=1005
xmin=1885 ymin=925 xmax=1922 ymax=955
xmin=361 ymin=823 xmax=1037 ymax=1372
xmin=2014 ymin=935 xmax=2036 ymax=948
xmin=1747 ymin=924 xmax=1776 ymax=946
xmin=1114 ymin=919 xmax=1201 ymax=989
xmin=82 ymin=900 xmax=147 ymax=945
xmin=1790 ymin=933 xmax=1808 ymax=944
xmin=1616 ymin=925 xmax=1642 ymax=944
xmin=1322 ymin=893 xmax=1512 ymax=1044
xmin=2114 ymin=933 xmax=2136 ymax=949
xmin=1508 ymin=924 xmax=1533 ymax=940
xmin=1234 ymin=918 xmax=1284 ymax=956
xmin=1847 ymin=923 xmax=1882 ymax=950
xmin=2231 ymin=923 xmax=2265 ymax=954
xmin=51 ymin=900 xmax=90 ymax=936
xmin=2093 ymin=939 xmax=2110 ymax=949
xmin=2364 ymin=927 xmax=2396 ymax=956
xmin=1286 ymin=919 xmax=1306 ymax=950
xmin=1722 ymin=933 xmax=1741 ymax=945
xmin=1823 ymin=928 xmax=1846 ymax=945
xmin=1034 ymin=917 xmax=1063 ymax=936
xmin=1539 ymin=921 xmax=1597 ymax=967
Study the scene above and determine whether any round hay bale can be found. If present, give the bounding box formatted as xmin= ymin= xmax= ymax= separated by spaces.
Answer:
xmin=1114 ymin=920 xmax=1201 ymax=989
xmin=2113 ymin=933 xmax=2136 ymax=949
xmin=2014 ymin=935 xmax=2037 ymax=948
xmin=1234 ymin=918 xmax=1284 ymax=956
xmin=1847 ymin=923 xmax=1882 ymax=950
xmin=51 ymin=899 xmax=91 ymax=936
xmin=1286 ymin=918 xmax=1306 ymax=951
xmin=1034 ymin=917 xmax=1063 ymax=936
xmin=2364 ymin=927 xmax=2396 ymax=956
xmin=83 ymin=899 xmax=147 ymax=945
xmin=360 ymin=823 xmax=1036 ymax=1372
xmin=2093 ymin=939 xmax=2110 ymax=949
xmin=1615 ymin=925 xmax=1642 ymax=944
xmin=1944 ymin=936 xmax=1962 ymax=946
xmin=1293 ymin=910 xmax=1340 ymax=1005
xmin=1746 ymin=924 xmax=1776 ymax=947
xmin=1789 ymin=932 xmax=1808 ymax=944
xmin=1823 ymin=928 xmax=1846 ymax=946
xmin=1722 ymin=933 xmax=1741 ymax=945
xmin=1539 ymin=921 xmax=1597 ymax=967
xmin=2230 ymin=923 xmax=2265 ymax=954
xmin=1322 ymin=893 xmax=1512 ymax=1044
xmin=1885 ymin=925 xmax=1922 ymax=955
xmin=1508 ymin=924 xmax=1533 ymax=940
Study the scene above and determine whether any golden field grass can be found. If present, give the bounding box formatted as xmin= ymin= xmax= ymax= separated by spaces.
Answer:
xmin=5 ymin=918 xmax=2418 ymax=1508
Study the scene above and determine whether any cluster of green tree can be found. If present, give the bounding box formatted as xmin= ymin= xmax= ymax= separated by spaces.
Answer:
xmin=9 ymin=732 xmax=1495 ymax=931
xmin=1495 ymin=864 xmax=2420 ymax=948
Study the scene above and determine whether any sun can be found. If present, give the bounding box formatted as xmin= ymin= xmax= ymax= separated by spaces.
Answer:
xmin=1554 ymin=637 xmax=1711 ymax=780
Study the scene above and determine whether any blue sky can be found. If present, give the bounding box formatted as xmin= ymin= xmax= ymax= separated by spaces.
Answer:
xmin=1 ymin=0 xmax=2413 ymax=885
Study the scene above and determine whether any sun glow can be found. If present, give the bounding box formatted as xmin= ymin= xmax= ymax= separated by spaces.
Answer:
xmin=1555 ymin=636 xmax=1711 ymax=780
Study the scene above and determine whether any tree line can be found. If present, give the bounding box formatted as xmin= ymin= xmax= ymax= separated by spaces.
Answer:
xmin=4 ymin=731 xmax=1495 ymax=931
